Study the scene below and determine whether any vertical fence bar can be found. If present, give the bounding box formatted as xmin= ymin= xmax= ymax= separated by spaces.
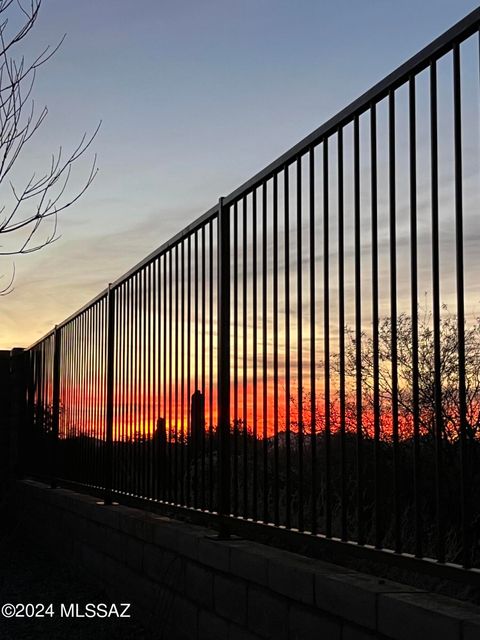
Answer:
xmin=72 ymin=320 xmax=78 ymax=480
xmin=88 ymin=308 xmax=94 ymax=485
xmin=77 ymin=314 xmax=84 ymax=484
xmin=175 ymin=245 xmax=180 ymax=506
xmin=430 ymin=59 xmax=445 ymax=564
xmin=217 ymin=196 xmax=231 ymax=536
xmin=181 ymin=242 xmax=185 ymax=505
xmin=78 ymin=317 xmax=83 ymax=483
xmin=371 ymin=104 xmax=381 ymax=549
xmin=80 ymin=313 xmax=86 ymax=484
xmin=149 ymin=272 xmax=154 ymax=496
xmin=92 ymin=309 xmax=97 ymax=484
xmin=104 ymin=284 xmax=115 ymax=505
xmin=409 ymin=74 xmax=422 ymax=559
xmin=157 ymin=256 xmax=163 ymax=501
xmin=354 ymin=115 xmax=364 ymax=546
xmin=309 ymin=146 xmax=317 ymax=535
xmin=389 ymin=88 xmax=401 ymax=554
xmin=128 ymin=277 xmax=134 ymax=496
xmin=153 ymin=262 xmax=158 ymax=501
xmin=163 ymin=257 xmax=168 ymax=501
xmin=242 ymin=195 xmax=248 ymax=518
xmin=148 ymin=263 xmax=153 ymax=499
xmin=233 ymin=201 xmax=239 ymax=517
xmin=193 ymin=233 xmax=198 ymax=507
xmin=284 ymin=167 xmax=291 ymax=529
xmin=169 ymin=250 xmax=174 ymax=504
xmin=262 ymin=181 xmax=268 ymax=525
xmin=209 ymin=222 xmax=214 ymax=510
xmin=186 ymin=238 xmax=191 ymax=507
xmin=131 ymin=275 xmax=137 ymax=495
xmin=297 ymin=156 xmax=304 ymax=532
xmin=113 ymin=294 xmax=119 ymax=492
xmin=120 ymin=285 xmax=125 ymax=492
xmin=273 ymin=172 xmax=280 ymax=527
xmin=338 ymin=127 xmax=347 ymax=542
xmin=50 ymin=325 xmax=61 ymax=489
xmin=324 ymin=139 xmax=332 ymax=539
xmin=453 ymin=43 xmax=471 ymax=569
xmin=201 ymin=227 xmax=206 ymax=508
xmin=142 ymin=267 xmax=147 ymax=497
xmin=252 ymin=189 xmax=258 ymax=521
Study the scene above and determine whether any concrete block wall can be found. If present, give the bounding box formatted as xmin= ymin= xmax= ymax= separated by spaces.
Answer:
xmin=15 ymin=479 xmax=480 ymax=640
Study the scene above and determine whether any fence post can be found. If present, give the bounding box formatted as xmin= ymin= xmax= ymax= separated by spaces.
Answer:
xmin=51 ymin=326 xmax=61 ymax=488
xmin=6 ymin=348 xmax=26 ymax=485
xmin=104 ymin=284 xmax=115 ymax=505
xmin=217 ymin=196 xmax=231 ymax=537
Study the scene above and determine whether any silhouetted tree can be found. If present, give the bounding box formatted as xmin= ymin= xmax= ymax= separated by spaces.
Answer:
xmin=339 ymin=306 xmax=480 ymax=442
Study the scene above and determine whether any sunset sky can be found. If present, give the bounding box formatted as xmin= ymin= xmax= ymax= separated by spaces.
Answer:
xmin=1 ymin=0 xmax=479 ymax=349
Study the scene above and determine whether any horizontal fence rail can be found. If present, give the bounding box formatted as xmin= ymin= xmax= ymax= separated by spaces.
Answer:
xmin=26 ymin=7 xmax=480 ymax=582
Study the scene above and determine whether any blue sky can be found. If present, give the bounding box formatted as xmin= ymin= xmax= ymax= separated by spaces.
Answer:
xmin=1 ymin=0 xmax=479 ymax=348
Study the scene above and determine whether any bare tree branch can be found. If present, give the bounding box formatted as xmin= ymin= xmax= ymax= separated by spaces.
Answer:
xmin=332 ymin=306 xmax=480 ymax=444
xmin=0 ymin=0 xmax=99 ymax=277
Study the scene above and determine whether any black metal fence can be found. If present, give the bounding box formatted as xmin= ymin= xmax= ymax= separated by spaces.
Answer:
xmin=25 ymin=8 xmax=480 ymax=582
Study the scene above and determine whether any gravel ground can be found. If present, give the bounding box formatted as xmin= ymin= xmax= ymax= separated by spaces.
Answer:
xmin=0 ymin=521 xmax=151 ymax=640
